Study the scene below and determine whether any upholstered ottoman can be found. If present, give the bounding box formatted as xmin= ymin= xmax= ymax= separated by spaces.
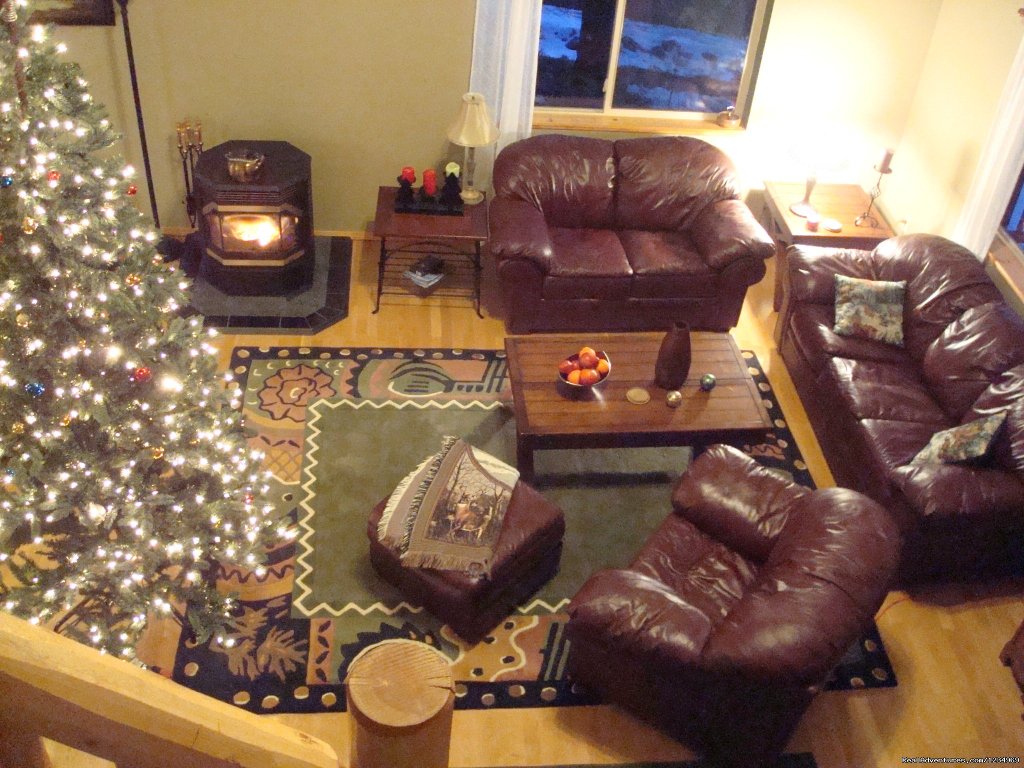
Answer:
xmin=367 ymin=482 xmax=564 ymax=644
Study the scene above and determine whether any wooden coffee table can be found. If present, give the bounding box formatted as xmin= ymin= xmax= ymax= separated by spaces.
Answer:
xmin=503 ymin=332 xmax=773 ymax=480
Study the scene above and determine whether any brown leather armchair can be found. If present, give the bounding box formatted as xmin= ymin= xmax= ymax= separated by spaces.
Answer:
xmin=489 ymin=134 xmax=775 ymax=334
xmin=566 ymin=444 xmax=900 ymax=767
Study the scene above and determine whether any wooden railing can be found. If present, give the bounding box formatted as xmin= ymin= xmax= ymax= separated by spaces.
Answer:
xmin=0 ymin=612 xmax=340 ymax=768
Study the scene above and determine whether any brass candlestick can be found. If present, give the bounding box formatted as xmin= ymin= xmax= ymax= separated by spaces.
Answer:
xmin=856 ymin=160 xmax=893 ymax=228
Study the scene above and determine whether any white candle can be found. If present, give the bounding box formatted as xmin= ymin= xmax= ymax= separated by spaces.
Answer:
xmin=877 ymin=148 xmax=894 ymax=174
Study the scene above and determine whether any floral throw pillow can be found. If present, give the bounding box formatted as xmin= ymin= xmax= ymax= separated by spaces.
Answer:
xmin=911 ymin=411 xmax=1007 ymax=465
xmin=833 ymin=274 xmax=907 ymax=346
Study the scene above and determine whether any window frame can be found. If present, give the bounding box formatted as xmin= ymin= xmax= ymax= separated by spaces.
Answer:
xmin=533 ymin=0 xmax=774 ymax=133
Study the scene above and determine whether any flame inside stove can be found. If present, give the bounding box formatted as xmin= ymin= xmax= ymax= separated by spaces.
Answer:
xmin=225 ymin=215 xmax=280 ymax=248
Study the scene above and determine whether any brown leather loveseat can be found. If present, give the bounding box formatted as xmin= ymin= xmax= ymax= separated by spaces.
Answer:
xmin=777 ymin=234 xmax=1024 ymax=582
xmin=566 ymin=444 xmax=899 ymax=767
xmin=489 ymin=134 xmax=775 ymax=333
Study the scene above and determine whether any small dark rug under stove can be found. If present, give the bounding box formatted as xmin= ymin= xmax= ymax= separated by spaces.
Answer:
xmin=189 ymin=236 xmax=350 ymax=333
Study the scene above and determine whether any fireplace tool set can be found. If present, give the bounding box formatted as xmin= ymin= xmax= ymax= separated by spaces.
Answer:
xmin=176 ymin=120 xmax=203 ymax=227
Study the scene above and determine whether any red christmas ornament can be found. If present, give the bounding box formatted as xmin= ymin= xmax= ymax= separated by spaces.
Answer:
xmin=244 ymin=492 xmax=255 ymax=505
xmin=127 ymin=184 xmax=138 ymax=196
xmin=47 ymin=169 xmax=60 ymax=182
xmin=131 ymin=366 xmax=152 ymax=383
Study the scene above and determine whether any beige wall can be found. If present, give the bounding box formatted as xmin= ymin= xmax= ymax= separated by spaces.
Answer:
xmin=55 ymin=0 xmax=476 ymax=233
xmin=45 ymin=0 xmax=1023 ymax=237
xmin=735 ymin=0 xmax=942 ymax=192
xmin=883 ymin=0 xmax=1024 ymax=239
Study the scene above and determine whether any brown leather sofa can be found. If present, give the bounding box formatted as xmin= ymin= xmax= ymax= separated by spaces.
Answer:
xmin=566 ymin=444 xmax=899 ymax=768
xmin=489 ymin=134 xmax=775 ymax=333
xmin=777 ymin=234 xmax=1024 ymax=582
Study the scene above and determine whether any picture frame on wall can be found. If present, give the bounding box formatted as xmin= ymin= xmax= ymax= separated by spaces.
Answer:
xmin=31 ymin=0 xmax=115 ymax=26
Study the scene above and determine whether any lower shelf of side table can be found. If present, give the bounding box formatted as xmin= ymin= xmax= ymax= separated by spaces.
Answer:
xmin=377 ymin=249 xmax=481 ymax=316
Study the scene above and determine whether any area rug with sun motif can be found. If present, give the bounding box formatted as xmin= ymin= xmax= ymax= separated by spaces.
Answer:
xmin=158 ymin=345 xmax=896 ymax=715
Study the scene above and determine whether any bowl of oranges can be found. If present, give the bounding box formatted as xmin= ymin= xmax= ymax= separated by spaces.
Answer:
xmin=558 ymin=346 xmax=611 ymax=390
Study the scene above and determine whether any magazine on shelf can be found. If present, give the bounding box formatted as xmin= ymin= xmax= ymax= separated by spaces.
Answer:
xmin=404 ymin=255 xmax=445 ymax=289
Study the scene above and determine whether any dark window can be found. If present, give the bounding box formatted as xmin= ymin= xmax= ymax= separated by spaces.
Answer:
xmin=536 ymin=0 xmax=770 ymax=120
xmin=1001 ymin=163 xmax=1024 ymax=250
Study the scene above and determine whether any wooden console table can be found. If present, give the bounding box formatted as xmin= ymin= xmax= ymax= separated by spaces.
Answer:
xmin=761 ymin=182 xmax=895 ymax=310
xmin=372 ymin=186 xmax=488 ymax=317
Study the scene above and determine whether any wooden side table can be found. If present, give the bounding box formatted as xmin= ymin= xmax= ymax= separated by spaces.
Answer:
xmin=372 ymin=186 xmax=489 ymax=317
xmin=761 ymin=182 xmax=895 ymax=311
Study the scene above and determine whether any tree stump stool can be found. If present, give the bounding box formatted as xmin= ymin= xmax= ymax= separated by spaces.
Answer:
xmin=345 ymin=639 xmax=455 ymax=768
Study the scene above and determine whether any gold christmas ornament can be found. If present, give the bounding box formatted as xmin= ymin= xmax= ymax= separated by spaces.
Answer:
xmin=61 ymin=413 xmax=72 ymax=426
xmin=125 ymin=273 xmax=142 ymax=287
xmin=22 ymin=216 xmax=37 ymax=234
xmin=11 ymin=422 xmax=24 ymax=434
xmin=151 ymin=446 xmax=165 ymax=460
xmin=15 ymin=313 xmax=29 ymax=328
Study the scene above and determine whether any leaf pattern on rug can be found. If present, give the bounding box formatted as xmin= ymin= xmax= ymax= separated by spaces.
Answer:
xmin=209 ymin=597 xmax=307 ymax=682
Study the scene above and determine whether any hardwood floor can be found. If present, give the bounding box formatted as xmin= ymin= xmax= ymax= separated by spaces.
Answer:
xmin=52 ymin=236 xmax=1024 ymax=766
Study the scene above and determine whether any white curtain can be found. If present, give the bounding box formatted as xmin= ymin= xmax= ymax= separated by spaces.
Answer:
xmin=952 ymin=34 xmax=1024 ymax=258
xmin=466 ymin=0 xmax=542 ymax=193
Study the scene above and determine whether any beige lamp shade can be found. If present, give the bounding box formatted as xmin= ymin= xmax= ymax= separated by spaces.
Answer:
xmin=446 ymin=92 xmax=499 ymax=148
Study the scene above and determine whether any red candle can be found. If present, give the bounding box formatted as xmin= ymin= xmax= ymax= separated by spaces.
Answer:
xmin=400 ymin=166 xmax=416 ymax=183
xmin=423 ymin=168 xmax=437 ymax=196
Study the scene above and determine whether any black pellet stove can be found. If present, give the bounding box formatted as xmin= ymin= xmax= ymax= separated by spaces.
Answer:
xmin=193 ymin=140 xmax=314 ymax=295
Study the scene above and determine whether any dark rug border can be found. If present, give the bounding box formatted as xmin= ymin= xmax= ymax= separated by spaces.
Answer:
xmin=493 ymin=755 xmax=817 ymax=768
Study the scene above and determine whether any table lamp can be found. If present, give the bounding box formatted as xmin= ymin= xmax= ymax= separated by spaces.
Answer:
xmin=789 ymin=174 xmax=817 ymax=218
xmin=446 ymin=92 xmax=499 ymax=205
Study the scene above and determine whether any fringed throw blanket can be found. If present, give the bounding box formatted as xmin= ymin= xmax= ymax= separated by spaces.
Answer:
xmin=377 ymin=437 xmax=519 ymax=577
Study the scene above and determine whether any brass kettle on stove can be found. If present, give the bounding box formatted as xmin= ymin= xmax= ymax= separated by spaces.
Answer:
xmin=225 ymin=149 xmax=265 ymax=183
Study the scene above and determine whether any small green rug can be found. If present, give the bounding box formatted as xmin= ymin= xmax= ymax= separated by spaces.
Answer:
xmin=168 ymin=346 xmax=895 ymax=715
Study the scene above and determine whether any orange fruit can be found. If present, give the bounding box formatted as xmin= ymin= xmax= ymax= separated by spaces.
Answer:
xmin=567 ymin=369 xmax=582 ymax=385
xmin=578 ymin=368 xmax=601 ymax=386
xmin=558 ymin=358 xmax=579 ymax=375
xmin=596 ymin=358 xmax=610 ymax=376
xmin=578 ymin=349 xmax=599 ymax=368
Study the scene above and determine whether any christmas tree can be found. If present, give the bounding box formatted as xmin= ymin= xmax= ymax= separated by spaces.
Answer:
xmin=0 ymin=0 xmax=284 ymax=659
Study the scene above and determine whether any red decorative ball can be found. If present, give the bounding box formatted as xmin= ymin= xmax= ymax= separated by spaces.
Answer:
xmin=131 ymin=366 xmax=152 ymax=383
xmin=127 ymin=184 xmax=138 ymax=196
xmin=47 ymin=169 xmax=60 ymax=182
xmin=244 ymin=492 xmax=255 ymax=505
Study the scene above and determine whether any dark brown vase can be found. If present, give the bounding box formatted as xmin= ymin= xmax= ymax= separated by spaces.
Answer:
xmin=654 ymin=322 xmax=691 ymax=389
